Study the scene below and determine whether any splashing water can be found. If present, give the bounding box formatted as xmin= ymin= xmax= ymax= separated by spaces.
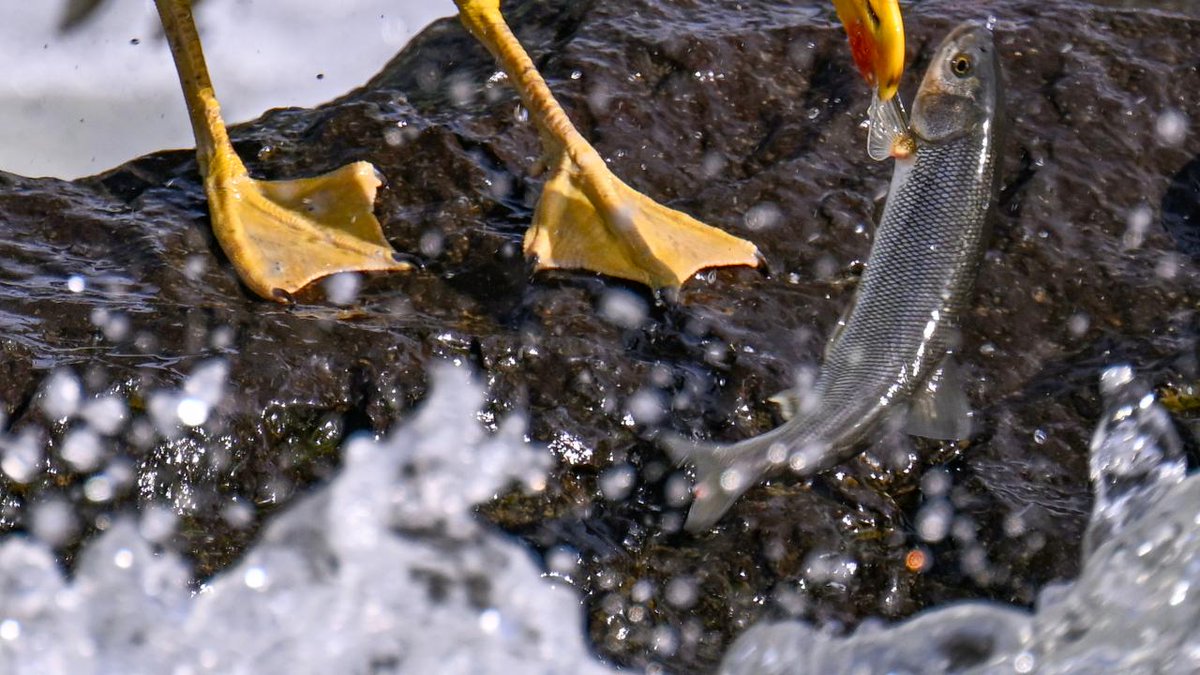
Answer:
xmin=3 ymin=360 xmax=1198 ymax=673
xmin=719 ymin=365 xmax=1200 ymax=674
xmin=0 ymin=364 xmax=614 ymax=675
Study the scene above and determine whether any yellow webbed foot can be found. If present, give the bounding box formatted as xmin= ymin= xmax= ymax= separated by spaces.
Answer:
xmin=456 ymin=0 xmax=760 ymax=290
xmin=527 ymin=153 xmax=760 ymax=289
xmin=206 ymin=160 xmax=409 ymax=299
xmin=156 ymin=0 xmax=408 ymax=302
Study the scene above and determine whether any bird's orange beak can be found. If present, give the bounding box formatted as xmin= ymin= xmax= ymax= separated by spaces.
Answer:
xmin=832 ymin=0 xmax=905 ymax=101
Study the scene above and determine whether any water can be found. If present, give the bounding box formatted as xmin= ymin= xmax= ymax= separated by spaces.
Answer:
xmin=719 ymin=366 xmax=1200 ymax=674
xmin=2 ymin=362 xmax=1195 ymax=673
xmin=0 ymin=364 xmax=613 ymax=674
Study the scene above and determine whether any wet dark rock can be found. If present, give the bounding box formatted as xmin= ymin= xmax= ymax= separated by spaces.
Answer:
xmin=1164 ymin=156 xmax=1200 ymax=261
xmin=0 ymin=0 xmax=1197 ymax=671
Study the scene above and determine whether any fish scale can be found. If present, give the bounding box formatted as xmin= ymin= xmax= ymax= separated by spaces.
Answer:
xmin=815 ymin=134 xmax=996 ymax=443
xmin=666 ymin=22 xmax=1002 ymax=531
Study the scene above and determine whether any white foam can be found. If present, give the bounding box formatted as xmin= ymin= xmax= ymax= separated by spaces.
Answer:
xmin=0 ymin=364 xmax=613 ymax=675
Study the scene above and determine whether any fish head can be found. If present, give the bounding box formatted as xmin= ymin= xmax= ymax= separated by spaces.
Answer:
xmin=910 ymin=22 xmax=1001 ymax=144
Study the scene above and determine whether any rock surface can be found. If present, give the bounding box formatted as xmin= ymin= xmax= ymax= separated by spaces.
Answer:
xmin=0 ymin=0 xmax=1197 ymax=671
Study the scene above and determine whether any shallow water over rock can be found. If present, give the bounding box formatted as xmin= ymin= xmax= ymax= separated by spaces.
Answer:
xmin=0 ymin=0 xmax=1197 ymax=671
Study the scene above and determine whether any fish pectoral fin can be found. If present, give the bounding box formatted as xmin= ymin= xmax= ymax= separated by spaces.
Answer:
xmin=906 ymin=357 xmax=974 ymax=440
xmin=867 ymin=91 xmax=914 ymax=161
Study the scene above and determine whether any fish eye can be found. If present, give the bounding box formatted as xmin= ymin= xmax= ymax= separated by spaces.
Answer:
xmin=951 ymin=53 xmax=974 ymax=77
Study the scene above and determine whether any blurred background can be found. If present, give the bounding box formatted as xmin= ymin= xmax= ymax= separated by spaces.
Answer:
xmin=0 ymin=0 xmax=455 ymax=179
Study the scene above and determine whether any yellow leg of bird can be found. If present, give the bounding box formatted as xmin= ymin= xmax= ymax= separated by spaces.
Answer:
xmin=454 ymin=0 xmax=760 ymax=289
xmin=155 ymin=0 xmax=409 ymax=302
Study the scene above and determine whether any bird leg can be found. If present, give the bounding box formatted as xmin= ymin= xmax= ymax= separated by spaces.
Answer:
xmin=155 ymin=0 xmax=409 ymax=301
xmin=454 ymin=0 xmax=761 ymax=289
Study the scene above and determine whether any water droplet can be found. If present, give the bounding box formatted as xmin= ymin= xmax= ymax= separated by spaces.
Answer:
xmin=599 ymin=464 xmax=637 ymax=501
xmin=181 ymin=254 xmax=207 ymax=282
xmin=1122 ymin=204 xmax=1153 ymax=249
xmin=626 ymin=389 xmax=665 ymax=425
xmin=83 ymin=475 xmax=114 ymax=502
xmin=917 ymin=499 xmax=953 ymax=543
xmin=419 ymin=230 xmax=444 ymax=258
xmin=921 ymin=468 xmax=951 ymax=497
xmin=1099 ymin=365 xmax=1134 ymax=395
xmin=631 ymin=580 xmax=654 ymax=603
xmin=1068 ymin=312 xmax=1090 ymax=337
xmin=719 ymin=468 xmax=745 ymax=492
xmin=39 ymin=369 xmax=82 ymax=420
xmin=546 ymin=546 xmax=580 ymax=577
xmin=665 ymin=473 xmax=692 ymax=508
xmin=1169 ymin=580 xmax=1189 ymax=606
xmin=30 ymin=499 xmax=77 ymax=546
xmin=244 ymin=566 xmax=268 ymax=590
xmin=744 ymin=202 xmax=782 ymax=231
xmin=1156 ymin=253 xmax=1180 ymax=280
xmin=140 ymin=505 xmax=178 ymax=543
xmin=222 ymin=499 xmax=255 ymax=529
xmin=60 ymin=427 xmax=103 ymax=472
xmin=322 ymin=272 xmax=362 ymax=306
xmin=665 ymin=577 xmax=698 ymax=608
xmin=479 ymin=608 xmax=502 ymax=634
xmin=1 ymin=429 xmax=44 ymax=483
xmin=599 ymin=289 xmax=648 ymax=329
xmin=1155 ymin=108 xmax=1188 ymax=146
xmin=176 ymin=397 xmax=210 ymax=427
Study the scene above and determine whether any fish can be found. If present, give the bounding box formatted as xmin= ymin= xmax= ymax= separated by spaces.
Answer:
xmin=666 ymin=21 xmax=1004 ymax=531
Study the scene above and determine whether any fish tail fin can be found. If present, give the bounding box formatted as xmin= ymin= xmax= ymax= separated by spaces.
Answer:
xmin=662 ymin=432 xmax=777 ymax=532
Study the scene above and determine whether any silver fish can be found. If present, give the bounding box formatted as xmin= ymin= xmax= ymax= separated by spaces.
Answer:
xmin=666 ymin=22 xmax=1004 ymax=531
